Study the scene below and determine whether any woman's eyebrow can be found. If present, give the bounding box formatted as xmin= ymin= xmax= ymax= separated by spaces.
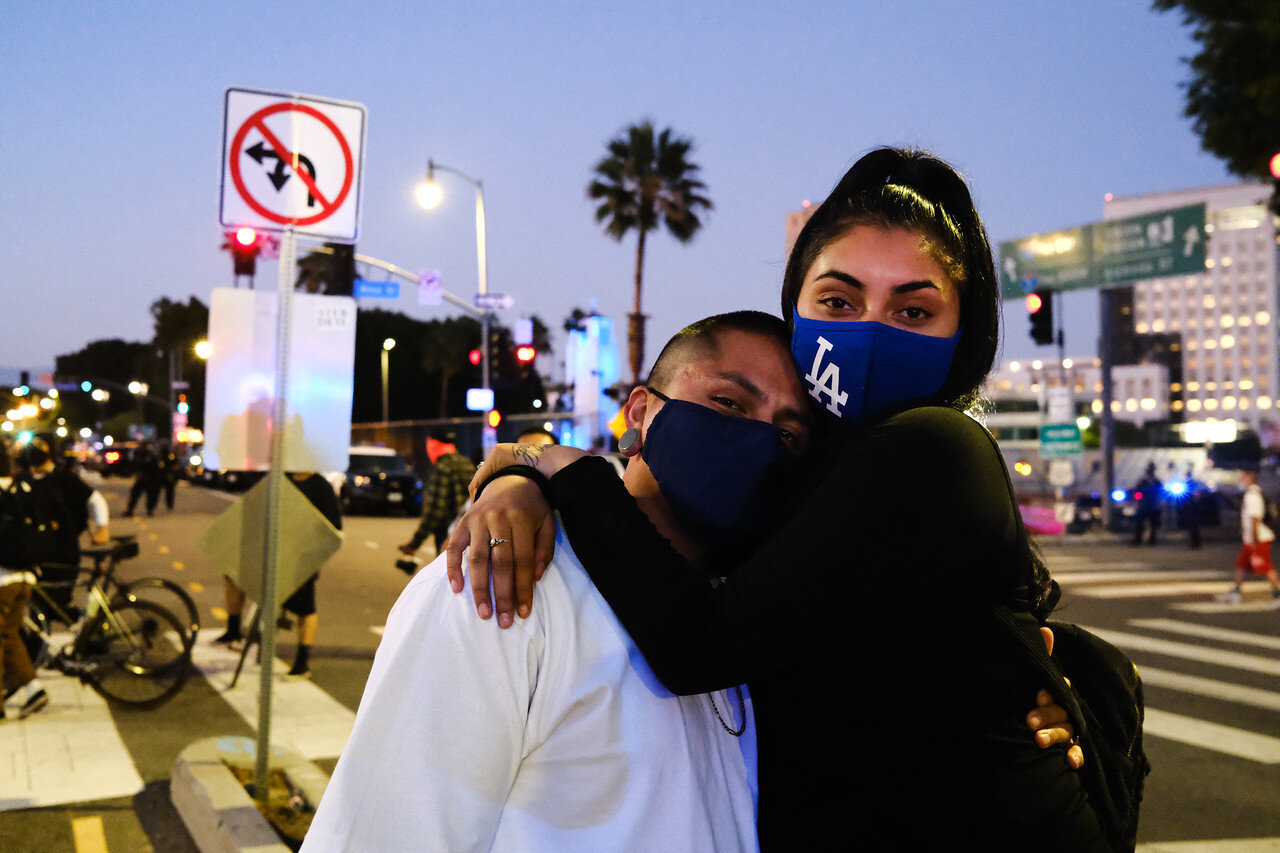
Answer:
xmin=815 ymin=270 xmax=941 ymax=294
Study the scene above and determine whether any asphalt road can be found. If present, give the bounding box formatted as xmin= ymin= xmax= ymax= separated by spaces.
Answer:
xmin=1 ymin=475 xmax=1277 ymax=850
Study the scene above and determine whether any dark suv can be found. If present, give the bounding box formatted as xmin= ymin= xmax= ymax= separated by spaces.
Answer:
xmin=337 ymin=446 xmax=424 ymax=515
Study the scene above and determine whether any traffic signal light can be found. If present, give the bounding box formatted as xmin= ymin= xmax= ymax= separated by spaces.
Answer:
xmin=326 ymin=242 xmax=356 ymax=295
xmin=228 ymin=227 xmax=262 ymax=276
xmin=1268 ymin=152 xmax=1280 ymax=222
xmin=468 ymin=349 xmax=482 ymax=366
xmin=1026 ymin=289 xmax=1054 ymax=345
xmin=487 ymin=409 xmax=502 ymax=428
xmin=515 ymin=345 xmax=536 ymax=364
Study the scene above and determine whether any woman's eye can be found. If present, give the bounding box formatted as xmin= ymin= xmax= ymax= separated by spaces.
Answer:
xmin=711 ymin=396 xmax=743 ymax=412
xmin=818 ymin=296 xmax=851 ymax=311
xmin=901 ymin=305 xmax=933 ymax=321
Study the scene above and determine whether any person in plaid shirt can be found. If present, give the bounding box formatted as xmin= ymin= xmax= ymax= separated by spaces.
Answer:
xmin=400 ymin=429 xmax=476 ymax=558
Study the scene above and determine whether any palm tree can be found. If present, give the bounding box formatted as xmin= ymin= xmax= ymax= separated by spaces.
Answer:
xmin=588 ymin=121 xmax=712 ymax=386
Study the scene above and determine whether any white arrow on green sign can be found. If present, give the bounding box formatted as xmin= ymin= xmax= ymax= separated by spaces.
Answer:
xmin=1000 ymin=203 xmax=1206 ymax=300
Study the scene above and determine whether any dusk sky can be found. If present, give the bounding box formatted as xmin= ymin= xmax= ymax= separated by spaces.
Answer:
xmin=1 ymin=1 xmax=1234 ymax=387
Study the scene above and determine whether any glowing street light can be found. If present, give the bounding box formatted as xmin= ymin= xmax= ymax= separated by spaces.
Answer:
xmin=381 ymin=337 xmax=396 ymax=422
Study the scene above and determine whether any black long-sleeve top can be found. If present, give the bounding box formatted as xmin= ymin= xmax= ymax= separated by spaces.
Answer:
xmin=546 ymin=406 xmax=1108 ymax=850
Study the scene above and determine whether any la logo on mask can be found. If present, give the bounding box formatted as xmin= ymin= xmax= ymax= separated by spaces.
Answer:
xmin=803 ymin=336 xmax=849 ymax=416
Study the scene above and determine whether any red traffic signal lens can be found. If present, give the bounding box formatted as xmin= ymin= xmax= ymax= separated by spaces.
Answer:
xmin=234 ymin=227 xmax=260 ymax=248
xmin=468 ymin=349 xmax=482 ymax=366
xmin=487 ymin=410 xmax=502 ymax=428
xmin=1270 ymin=152 xmax=1280 ymax=180
xmin=1025 ymin=293 xmax=1044 ymax=314
xmin=515 ymin=345 xmax=536 ymax=363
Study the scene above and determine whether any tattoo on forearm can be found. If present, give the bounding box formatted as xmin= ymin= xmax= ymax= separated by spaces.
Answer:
xmin=512 ymin=444 xmax=544 ymax=467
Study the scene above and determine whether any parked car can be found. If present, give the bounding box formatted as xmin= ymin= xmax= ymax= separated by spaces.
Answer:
xmin=93 ymin=442 xmax=140 ymax=478
xmin=335 ymin=446 xmax=424 ymax=516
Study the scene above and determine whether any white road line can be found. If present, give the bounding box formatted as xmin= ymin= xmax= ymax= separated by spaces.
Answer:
xmin=1175 ymin=599 xmax=1280 ymax=614
xmin=1071 ymin=581 xmax=1271 ymax=599
xmin=1138 ymin=839 xmax=1280 ymax=851
xmin=1129 ymin=619 xmax=1280 ymax=651
xmin=1079 ymin=626 xmax=1280 ymax=677
xmin=1139 ymin=667 xmax=1280 ymax=712
xmin=191 ymin=631 xmax=355 ymax=760
xmin=1143 ymin=708 xmax=1280 ymax=763
xmin=1056 ymin=571 xmax=1226 ymax=584
xmin=0 ymin=675 xmax=143 ymax=811
xmin=1047 ymin=561 xmax=1150 ymax=572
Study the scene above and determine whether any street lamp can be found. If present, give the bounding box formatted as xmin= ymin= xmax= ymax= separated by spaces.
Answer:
xmin=381 ymin=337 xmax=396 ymax=422
xmin=416 ymin=159 xmax=492 ymax=394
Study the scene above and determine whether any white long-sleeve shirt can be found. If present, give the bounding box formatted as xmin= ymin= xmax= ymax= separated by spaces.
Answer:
xmin=304 ymin=523 xmax=758 ymax=852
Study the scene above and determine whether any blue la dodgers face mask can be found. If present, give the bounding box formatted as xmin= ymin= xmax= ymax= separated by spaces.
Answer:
xmin=641 ymin=391 xmax=798 ymax=546
xmin=790 ymin=309 xmax=962 ymax=423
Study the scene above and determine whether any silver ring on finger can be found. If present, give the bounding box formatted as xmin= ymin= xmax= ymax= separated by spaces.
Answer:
xmin=489 ymin=537 xmax=511 ymax=547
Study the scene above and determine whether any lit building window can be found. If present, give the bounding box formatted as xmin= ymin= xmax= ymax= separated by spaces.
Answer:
xmin=1205 ymin=339 xmax=1218 ymax=350
xmin=1240 ymin=398 xmax=1251 ymax=410
xmin=1092 ymin=399 xmax=1103 ymax=414
xmin=1260 ymin=397 xmax=1274 ymax=409
xmin=1152 ymin=319 xmax=1166 ymax=332
xmin=1205 ymin=399 xmax=1220 ymax=410
xmin=1203 ymin=295 xmax=1216 ymax=308
xmin=1141 ymin=398 xmax=1157 ymax=411
xmin=1221 ymin=315 xmax=1235 ymax=327
xmin=1258 ymin=312 xmax=1271 ymax=324
xmin=1221 ymin=335 xmax=1235 ymax=348
xmin=1136 ymin=322 xmax=1150 ymax=334
xmin=1110 ymin=400 xmax=1121 ymax=413
xmin=1223 ymin=397 xmax=1237 ymax=410
xmin=1187 ymin=381 xmax=1200 ymax=392
xmin=1206 ymin=382 xmax=1217 ymax=391
xmin=1187 ymin=399 xmax=1203 ymax=412
xmin=1240 ymin=316 xmax=1252 ymax=327
xmin=1206 ymin=259 xmax=1216 ymax=269
xmin=1172 ymin=400 xmax=1185 ymax=411
xmin=1222 ymin=257 xmax=1233 ymax=267
xmin=1125 ymin=399 xmax=1138 ymax=412
xmin=1171 ymin=382 xmax=1183 ymax=393
xmin=1240 ymin=379 xmax=1255 ymax=390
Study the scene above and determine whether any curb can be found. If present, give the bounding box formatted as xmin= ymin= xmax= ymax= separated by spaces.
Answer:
xmin=171 ymin=736 xmax=329 ymax=853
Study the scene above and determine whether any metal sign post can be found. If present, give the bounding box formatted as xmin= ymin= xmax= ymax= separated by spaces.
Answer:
xmin=253 ymin=225 xmax=297 ymax=799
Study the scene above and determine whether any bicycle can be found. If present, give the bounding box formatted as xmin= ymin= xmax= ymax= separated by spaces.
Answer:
xmin=21 ymin=536 xmax=196 ymax=708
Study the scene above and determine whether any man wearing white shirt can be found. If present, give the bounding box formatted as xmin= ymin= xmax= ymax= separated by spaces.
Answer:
xmin=304 ymin=312 xmax=810 ymax=851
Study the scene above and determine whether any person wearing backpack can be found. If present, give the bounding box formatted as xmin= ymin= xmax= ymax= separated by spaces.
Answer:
xmin=13 ymin=433 xmax=111 ymax=612
xmin=1218 ymin=466 xmax=1280 ymax=605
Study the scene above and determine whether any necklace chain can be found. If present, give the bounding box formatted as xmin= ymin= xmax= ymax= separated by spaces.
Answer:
xmin=707 ymin=686 xmax=747 ymax=737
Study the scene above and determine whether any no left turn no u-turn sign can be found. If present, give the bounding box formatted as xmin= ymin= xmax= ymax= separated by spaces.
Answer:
xmin=220 ymin=87 xmax=367 ymax=241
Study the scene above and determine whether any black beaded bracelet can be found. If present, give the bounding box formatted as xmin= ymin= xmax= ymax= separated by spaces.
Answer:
xmin=474 ymin=464 xmax=555 ymax=504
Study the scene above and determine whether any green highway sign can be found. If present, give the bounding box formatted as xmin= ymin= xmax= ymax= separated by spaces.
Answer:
xmin=1000 ymin=203 xmax=1206 ymax=300
xmin=1039 ymin=422 xmax=1082 ymax=457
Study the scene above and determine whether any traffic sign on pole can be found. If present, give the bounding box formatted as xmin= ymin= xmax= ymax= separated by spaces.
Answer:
xmin=999 ymin=204 xmax=1207 ymax=300
xmin=220 ymin=88 xmax=367 ymax=242
xmin=474 ymin=292 xmax=515 ymax=310
xmin=1040 ymin=422 xmax=1083 ymax=457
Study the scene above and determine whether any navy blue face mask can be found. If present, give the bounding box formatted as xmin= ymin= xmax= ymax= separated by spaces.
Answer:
xmin=791 ymin=309 xmax=961 ymax=423
xmin=640 ymin=391 xmax=798 ymax=547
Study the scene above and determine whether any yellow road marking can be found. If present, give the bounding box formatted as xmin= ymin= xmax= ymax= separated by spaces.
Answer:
xmin=172 ymin=560 xmax=185 ymax=570
xmin=71 ymin=816 xmax=108 ymax=853
xmin=159 ymin=545 xmax=170 ymax=555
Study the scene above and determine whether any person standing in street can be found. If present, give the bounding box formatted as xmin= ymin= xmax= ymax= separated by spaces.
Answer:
xmin=1218 ymin=466 xmax=1280 ymax=605
xmin=1130 ymin=462 xmax=1163 ymax=546
xmin=398 ymin=428 xmax=475 ymax=559
xmin=123 ymin=440 xmax=164 ymax=518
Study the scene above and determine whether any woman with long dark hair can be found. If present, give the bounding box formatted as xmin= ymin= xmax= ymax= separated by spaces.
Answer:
xmin=450 ymin=148 xmax=1110 ymax=849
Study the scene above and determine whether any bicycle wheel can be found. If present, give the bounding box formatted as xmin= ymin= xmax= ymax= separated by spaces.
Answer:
xmin=74 ymin=599 xmax=193 ymax=708
xmin=113 ymin=577 xmax=200 ymax=648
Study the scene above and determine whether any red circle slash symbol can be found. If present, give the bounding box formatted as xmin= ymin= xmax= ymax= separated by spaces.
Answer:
xmin=229 ymin=102 xmax=354 ymax=227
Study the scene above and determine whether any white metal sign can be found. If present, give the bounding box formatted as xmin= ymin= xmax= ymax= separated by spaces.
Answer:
xmin=219 ymin=87 xmax=367 ymax=241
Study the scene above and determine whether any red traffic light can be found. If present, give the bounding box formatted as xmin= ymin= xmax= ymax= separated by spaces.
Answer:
xmin=234 ymin=227 xmax=260 ymax=249
xmin=1025 ymin=292 xmax=1044 ymax=314
xmin=487 ymin=410 xmax=502 ymax=428
xmin=515 ymin=345 xmax=536 ymax=364
xmin=1270 ymin=152 xmax=1280 ymax=180
xmin=468 ymin=349 xmax=482 ymax=366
